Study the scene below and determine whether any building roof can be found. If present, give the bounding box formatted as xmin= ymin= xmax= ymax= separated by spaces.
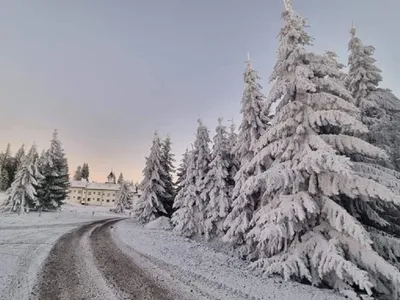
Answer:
xmin=107 ymin=171 xmax=115 ymax=179
xmin=70 ymin=179 xmax=88 ymax=188
xmin=70 ymin=180 xmax=120 ymax=191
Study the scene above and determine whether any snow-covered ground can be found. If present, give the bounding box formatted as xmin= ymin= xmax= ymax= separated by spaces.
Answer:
xmin=114 ymin=218 xmax=345 ymax=300
xmin=0 ymin=196 xmax=345 ymax=300
xmin=0 ymin=200 xmax=124 ymax=299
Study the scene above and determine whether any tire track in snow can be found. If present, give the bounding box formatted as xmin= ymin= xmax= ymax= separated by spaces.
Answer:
xmin=112 ymin=226 xmax=261 ymax=300
xmin=33 ymin=219 xmax=187 ymax=300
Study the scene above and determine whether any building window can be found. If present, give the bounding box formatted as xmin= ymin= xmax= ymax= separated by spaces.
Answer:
xmin=88 ymin=192 xmax=91 ymax=195
xmin=73 ymin=196 xmax=75 ymax=199
xmin=112 ymin=200 xmax=115 ymax=202
xmin=97 ymin=198 xmax=100 ymax=201
xmin=78 ymin=190 xmax=82 ymax=194
xmin=88 ymin=198 xmax=91 ymax=201
xmin=77 ymin=196 xmax=81 ymax=200
xmin=98 ymin=192 xmax=100 ymax=195
xmin=106 ymin=200 xmax=110 ymax=203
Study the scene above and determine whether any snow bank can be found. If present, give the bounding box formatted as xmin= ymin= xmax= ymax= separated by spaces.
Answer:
xmin=145 ymin=216 xmax=172 ymax=230
xmin=114 ymin=219 xmax=344 ymax=300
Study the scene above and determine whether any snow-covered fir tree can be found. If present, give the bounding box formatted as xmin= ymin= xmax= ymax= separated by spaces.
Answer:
xmin=13 ymin=144 xmax=26 ymax=175
xmin=81 ymin=163 xmax=89 ymax=181
xmin=243 ymin=2 xmax=400 ymax=299
xmin=175 ymin=149 xmax=189 ymax=195
xmin=227 ymin=120 xmax=240 ymax=191
xmin=160 ymin=136 xmax=176 ymax=216
xmin=348 ymin=26 xmax=400 ymax=171
xmin=202 ymin=118 xmax=232 ymax=240
xmin=172 ymin=119 xmax=211 ymax=237
xmin=115 ymin=181 xmax=133 ymax=213
xmin=35 ymin=150 xmax=49 ymax=208
xmin=0 ymin=144 xmax=13 ymax=190
xmin=5 ymin=144 xmax=42 ymax=214
xmin=135 ymin=132 xmax=168 ymax=223
xmin=223 ymin=54 xmax=271 ymax=249
xmin=73 ymin=165 xmax=83 ymax=181
xmin=117 ymin=172 xmax=124 ymax=184
xmin=0 ymin=167 xmax=9 ymax=192
xmin=171 ymin=149 xmax=197 ymax=236
xmin=37 ymin=130 xmax=70 ymax=209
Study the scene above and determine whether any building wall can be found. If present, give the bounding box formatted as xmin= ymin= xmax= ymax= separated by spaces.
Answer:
xmin=67 ymin=187 xmax=118 ymax=207
xmin=67 ymin=181 xmax=141 ymax=209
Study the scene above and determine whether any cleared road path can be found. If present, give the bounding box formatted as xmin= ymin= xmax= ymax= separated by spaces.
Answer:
xmin=33 ymin=219 xmax=179 ymax=300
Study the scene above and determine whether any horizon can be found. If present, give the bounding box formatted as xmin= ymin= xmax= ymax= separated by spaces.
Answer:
xmin=1 ymin=0 xmax=399 ymax=182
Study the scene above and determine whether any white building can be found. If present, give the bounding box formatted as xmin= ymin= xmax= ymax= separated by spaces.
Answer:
xmin=67 ymin=171 xmax=141 ymax=207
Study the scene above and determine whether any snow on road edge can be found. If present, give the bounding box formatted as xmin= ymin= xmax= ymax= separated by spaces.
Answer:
xmin=114 ymin=218 xmax=345 ymax=300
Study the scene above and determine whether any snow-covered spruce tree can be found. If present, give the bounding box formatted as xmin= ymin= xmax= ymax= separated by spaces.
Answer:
xmin=6 ymin=144 xmax=42 ymax=214
xmin=172 ymin=119 xmax=211 ymax=237
xmin=175 ymin=149 xmax=189 ymax=195
xmin=244 ymin=2 xmax=400 ymax=299
xmin=134 ymin=132 xmax=168 ymax=223
xmin=171 ymin=149 xmax=197 ymax=236
xmin=115 ymin=181 xmax=133 ymax=214
xmin=13 ymin=144 xmax=26 ymax=175
xmin=160 ymin=136 xmax=176 ymax=216
xmin=223 ymin=55 xmax=271 ymax=249
xmin=348 ymin=26 xmax=400 ymax=171
xmin=81 ymin=163 xmax=89 ymax=181
xmin=37 ymin=130 xmax=70 ymax=209
xmin=202 ymin=118 xmax=232 ymax=240
xmin=73 ymin=165 xmax=83 ymax=181
xmin=0 ymin=144 xmax=13 ymax=190
xmin=227 ymin=120 xmax=240 ymax=192
xmin=0 ymin=167 xmax=9 ymax=192
xmin=117 ymin=172 xmax=124 ymax=184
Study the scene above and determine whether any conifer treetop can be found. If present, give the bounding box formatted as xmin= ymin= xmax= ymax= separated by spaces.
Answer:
xmin=348 ymin=26 xmax=382 ymax=106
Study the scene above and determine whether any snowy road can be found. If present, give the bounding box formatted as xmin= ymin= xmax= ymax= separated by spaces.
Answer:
xmin=32 ymin=219 xmax=193 ymax=300
xmin=0 ymin=213 xmax=345 ymax=300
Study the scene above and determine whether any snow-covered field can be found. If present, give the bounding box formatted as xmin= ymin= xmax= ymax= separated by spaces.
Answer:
xmin=114 ymin=218 xmax=345 ymax=300
xmin=0 ymin=200 xmax=124 ymax=299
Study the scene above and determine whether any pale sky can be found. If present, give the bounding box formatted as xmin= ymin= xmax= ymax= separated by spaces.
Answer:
xmin=0 ymin=0 xmax=399 ymax=182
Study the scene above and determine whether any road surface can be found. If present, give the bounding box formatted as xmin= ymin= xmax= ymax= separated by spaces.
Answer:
xmin=32 ymin=219 xmax=183 ymax=300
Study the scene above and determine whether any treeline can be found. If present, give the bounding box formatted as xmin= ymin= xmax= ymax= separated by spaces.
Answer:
xmin=134 ymin=2 xmax=400 ymax=299
xmin=0 ymin=130 xmax=69 ymax=214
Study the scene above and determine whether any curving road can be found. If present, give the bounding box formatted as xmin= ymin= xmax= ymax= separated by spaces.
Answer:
xmin=33 ymin=219 xmax=179 ymax=300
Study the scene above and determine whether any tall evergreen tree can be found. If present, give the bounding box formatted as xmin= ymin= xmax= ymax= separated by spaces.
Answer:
xmin=0 ymin=167 xmax=9 ymax=192
xmin=175 ymin=149 xmax=189 ymax=194
xmin=348 ymin=26 xmax=400 ymax=171
xmin=160 ymin=136 xmax=176 ymax=216
xmin=4 ymin=144 xmax=42 ymax=214
xmin=37 ymin=130 xmax=70 ymax=209
xmin=73 ymin=165 xmax=83 ymax=181
xmin=117 ymin=172 xmax=124 ymax=184
xmin=243 ymin=2 xmax=400 ymax=299
xmin=115 ymin=181 xmax=133 ymax=213
xmin=36 ymin=150 xmax=47 ymax=207
xmin=172 ymin=119 xmax=211 ymax=237
xmin=13 ymin=144 xmax=26 ymax=174
xmin=223 ymin=54 xmax=271 ymax=248
xmin=202 ymin=118 xmax=232 ymax=240
xmin=172 ymin=150 xmax=197 ymax=237
xmin=135 ymin=132 xmax=167 ymax=223
xmin=227 ymin=120 xmax=240 ymax=191
xmin=0 ymin=144 xmax=13 ymax=190
xmin=81 ymin=163 xmax=90 ymax=181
